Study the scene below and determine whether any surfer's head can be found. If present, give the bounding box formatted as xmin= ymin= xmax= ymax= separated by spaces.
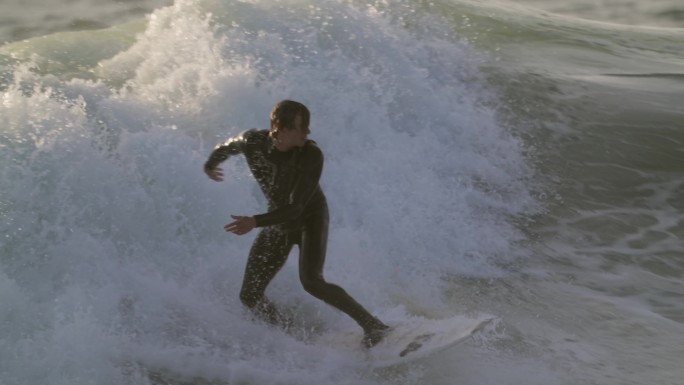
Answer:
xmin=270 ymin=100 xmax=310 ymax=132
xmin=269 ymin=100 xmax=311 ymax=150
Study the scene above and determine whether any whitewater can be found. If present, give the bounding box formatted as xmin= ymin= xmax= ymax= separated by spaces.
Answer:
xmin=1 ymin=1 xmax=683 ymax=385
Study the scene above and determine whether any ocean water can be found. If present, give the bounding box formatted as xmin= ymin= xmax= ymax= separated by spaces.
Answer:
xmin=1 ymin=1 xmax=683 ymax=384
xmin=508 ymin=0 xmax=684 ymax=28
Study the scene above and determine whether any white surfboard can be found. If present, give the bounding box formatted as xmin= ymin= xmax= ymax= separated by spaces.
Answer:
xmin=318 ymin=315 xmax=494 ymax=368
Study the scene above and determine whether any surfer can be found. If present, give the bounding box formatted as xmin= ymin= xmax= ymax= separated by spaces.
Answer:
xmin=203 ymin=100 xmax=390 ymax=348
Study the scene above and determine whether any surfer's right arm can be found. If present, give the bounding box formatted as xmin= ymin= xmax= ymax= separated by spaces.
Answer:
xmin=203 ymin=129 xmax=253 ymax=181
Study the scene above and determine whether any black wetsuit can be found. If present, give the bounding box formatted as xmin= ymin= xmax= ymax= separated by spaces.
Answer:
xmin=205 ymin=129 xmax=384 ymax=334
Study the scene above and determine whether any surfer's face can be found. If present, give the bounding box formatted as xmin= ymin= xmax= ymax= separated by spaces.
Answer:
xmin=272 ymin=114 xmax=309 ymax=150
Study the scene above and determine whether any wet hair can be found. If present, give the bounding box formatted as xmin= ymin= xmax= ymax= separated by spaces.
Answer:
xmin=270 ymin=100 xmax=310 ymax=131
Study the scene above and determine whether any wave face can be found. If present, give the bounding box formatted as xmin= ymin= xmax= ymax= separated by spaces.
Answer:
xmin=1 ymin=1 xmax=683 ymax=385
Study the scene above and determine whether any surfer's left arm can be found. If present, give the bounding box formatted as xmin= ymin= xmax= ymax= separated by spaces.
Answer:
xmin=224 ymin=215 xmax=256 ymax=235
xmin=225 ymin=143 xmax=323 ymax=235
xmin=252 ymin=144 xmax=323 ymax=227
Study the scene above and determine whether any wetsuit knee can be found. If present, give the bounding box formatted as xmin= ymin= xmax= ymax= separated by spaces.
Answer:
xmin=300 ymin=276 xmax=328 ymax=299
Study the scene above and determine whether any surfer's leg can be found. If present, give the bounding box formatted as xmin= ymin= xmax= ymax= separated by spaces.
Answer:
xmin=240 ymin=227 xmax=294 ymax=326
xmin=298 ymin=206 xmax=389 ymax=346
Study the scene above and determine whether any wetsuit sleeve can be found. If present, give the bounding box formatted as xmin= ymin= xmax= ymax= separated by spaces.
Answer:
xmin=253 ymin=145 xmax=323 ymax=227
xmin=204 ymin=129 xmax=253 ymax=170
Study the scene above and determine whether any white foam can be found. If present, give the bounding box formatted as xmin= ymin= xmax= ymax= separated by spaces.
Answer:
xmin=0 ymin=1 xmax=538 ymax=384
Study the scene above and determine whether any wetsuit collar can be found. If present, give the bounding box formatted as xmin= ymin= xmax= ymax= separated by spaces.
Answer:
xmin=266 ymin=139 xmax=300 ymax=164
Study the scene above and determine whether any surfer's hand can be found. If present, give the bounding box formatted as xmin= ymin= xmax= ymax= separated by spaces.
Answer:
xmin=224 ymin=215 xmax=256 ymax=235
xmin=205 ymin=167 xmax=224 ymax=181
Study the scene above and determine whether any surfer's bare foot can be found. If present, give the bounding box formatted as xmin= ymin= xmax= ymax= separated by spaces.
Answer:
xmin=362 ymin=324 xmax=391 ymax=349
